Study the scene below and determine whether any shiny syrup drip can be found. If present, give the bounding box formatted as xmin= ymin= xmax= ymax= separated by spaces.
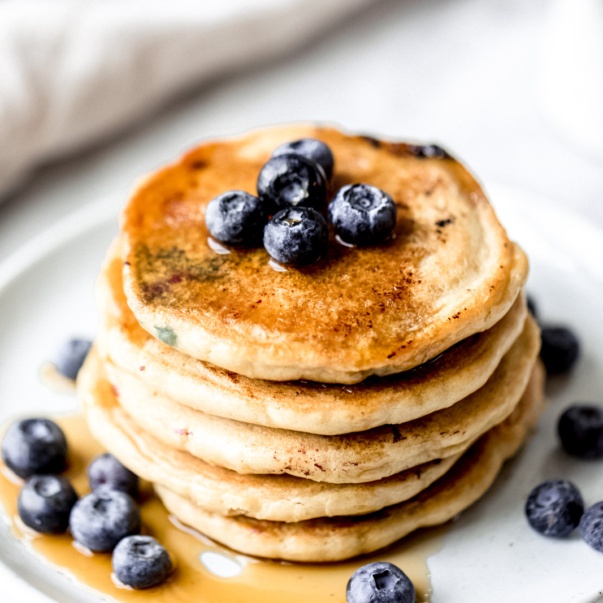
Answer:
xmin=0 ymin=415 xmax=444 ymax=602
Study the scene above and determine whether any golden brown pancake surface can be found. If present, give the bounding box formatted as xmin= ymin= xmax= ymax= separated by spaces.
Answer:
xmin=121 ymin=124 xmax=528 ymax=382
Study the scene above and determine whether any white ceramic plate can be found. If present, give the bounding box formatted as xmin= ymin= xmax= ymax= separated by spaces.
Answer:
xmin=0 ymin=184 xmax=602 ymax=602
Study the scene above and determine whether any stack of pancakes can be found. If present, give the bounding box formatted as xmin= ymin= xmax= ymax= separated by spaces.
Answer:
xmin=78 ymin=125 xmax=544 ymax=562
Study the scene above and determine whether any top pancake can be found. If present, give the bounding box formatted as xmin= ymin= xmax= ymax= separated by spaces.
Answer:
xmin=121 ymin=124 xmax=528 ymax=383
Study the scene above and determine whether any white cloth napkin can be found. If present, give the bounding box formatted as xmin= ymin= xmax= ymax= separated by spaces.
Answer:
xmin=0 ymin=0 xmax=371 ymax=199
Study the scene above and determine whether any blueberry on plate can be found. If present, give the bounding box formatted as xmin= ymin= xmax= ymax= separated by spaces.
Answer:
xmin=540 ymin=325 xmax=580 ymax=375
xmin=18 ymin=475 xmax=77 ymax=534
xmin=54 ymin=338 xmax=92 ymax=380
xmin=205 ymin=190 xmax=267 ymax=246
xmin=346 ymin=561 xmax=415 ymax=603
xmin=525 ymin=479 xmax=584 ymax=537
xmin=113 ymin=535 xmax=172 ymax=589
xmin=272 ymin=138 xmax=334 ymax=180
xmin=88 ymin=453 xmax=139 ymax=498
xmin=263 ymin=207 xmax=328 ymax=266
xmin=329 ymin=183 xmax=397 ymax=246
xmin=579 ymin=502 xmax=603 ymax=552
xmin=257 ymin=154 xmax=326 ymax=212
xmin=1 ymin=418 xmax=68 ymax=479
xmin=70 ymin=490 xmax=140 ymax=552
xmin=558 ymin=405 xmax=603 ymax=459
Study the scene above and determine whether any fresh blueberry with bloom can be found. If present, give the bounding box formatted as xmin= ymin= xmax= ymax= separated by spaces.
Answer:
xmin=346 ymin=561 xmax=415 ymax=603
xmin=205 ymin=190 xmax=268 ymax=246
xmin=263 ymin=207 xmax=328 ymax=266
xmin=1 ymin=418 xmax=68 ymax=479
xmin=257 ymin=154 xmax=326 ymax=212
xmin=18 ymin=475 xmax=78 ymax=534
xmin=88 ymin=453 xmax=139 ymax=498
xmin=69 ymin=490 xmax=140 ymax=552
xmin=558 ymin=404 xmax=603 ymax=459
xmin=272 ymin=138 xmax=334 ymax=179
xmin=328 ymin=183 xmax=397 ymax=246
xmin=539 ymin=325 xmax=580 ymax=375
xmin=54 ymin=338 xmax=92 ymax=380
xmin=579 ymin=502 xmax=603 ymax=552
xmin=112 ymin=535 xmax=172 ymax=589
xmin=525 ymin=479 xmax=584 ymax=537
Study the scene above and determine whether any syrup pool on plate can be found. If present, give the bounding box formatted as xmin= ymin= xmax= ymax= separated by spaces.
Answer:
xmin=0 ymin=414 xmax=446 ymax=602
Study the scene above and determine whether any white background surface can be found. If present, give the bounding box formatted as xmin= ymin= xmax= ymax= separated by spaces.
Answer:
xmin=0 ymin=0 xmax=602 ymax=601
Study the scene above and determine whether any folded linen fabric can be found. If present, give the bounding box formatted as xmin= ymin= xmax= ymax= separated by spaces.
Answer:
xmin=0 ymin=0 xmax=371 ymax=199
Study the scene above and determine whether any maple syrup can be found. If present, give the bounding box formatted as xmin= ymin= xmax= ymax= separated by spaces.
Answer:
xmin=0 ymin=414 xmax=445 ymax=602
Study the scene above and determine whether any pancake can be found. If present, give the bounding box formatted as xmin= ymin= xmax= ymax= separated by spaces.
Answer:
xmin=155 ymin=362 xmax=545 ymax=562
xmin=102 ymin=316 xmax=539 ymax=483
xmin=120 ymin=124 xmax=528 ymax=384
xmin=98 ymin=241 xmax=528 ymax=435
xmin=78 ymin=350 xmax=461 ymax=522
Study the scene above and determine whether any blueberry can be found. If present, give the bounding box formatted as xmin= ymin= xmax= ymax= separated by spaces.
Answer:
xmin=408 ymin=144 xmax=450 ymax=159
xmin=329 ymin=183 xmax=397 ymax=246
xmin=579 ymin=502 xmax=603 ymax=552
xmin=1 ymin=418 xmax=68 ymax=479
xmin=346 ymin=561 xmax=415 ymax=603
xmin=558 ymin=405 xmax=603 ymax=459
xmin=54 ymin=338 xmax=92 ymax=380
xmin=257 ymin=154 xmax=326 ymax=212
xmin=263 ymin=207 xmax=328 ymax=266
xmin=113 ymin=535 xmax=172 ymax=589
xmin=18 ymin=475 xmax=77 ymax=534
xmin=70 ymin=490 xmax=140 ymax=552
xmin=88 ymin=453 xmax=139 ymax=498
xmin=525 ymin=479 xmax=584 ymax=537
xmin=540 ymin=325 xmax=580 ymax=375
xmin=205 ymin=190 xmax=267 ymax=246
xmin=272 ymin=138 xmax=334 ymax=180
